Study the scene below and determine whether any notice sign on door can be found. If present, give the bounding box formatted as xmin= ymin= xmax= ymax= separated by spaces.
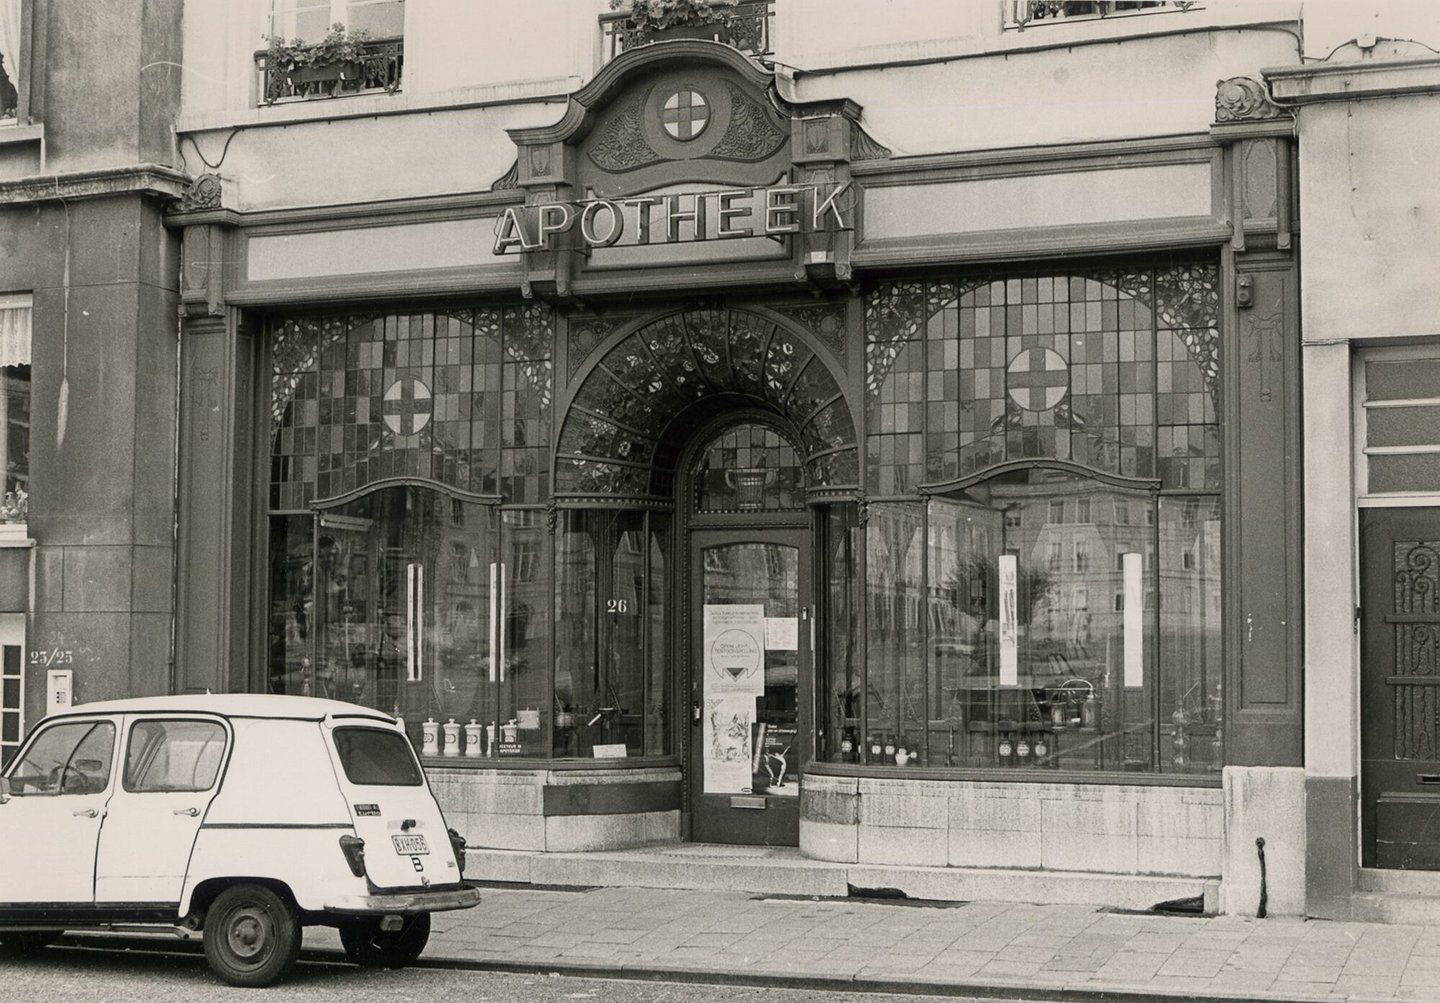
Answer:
xmin=703 ymin=604 xmax=766 ymax=794
xmin=704 ymin=604 xmax=766 ymax=697
xmin=703 ymin=694 xmax=755 ymax=794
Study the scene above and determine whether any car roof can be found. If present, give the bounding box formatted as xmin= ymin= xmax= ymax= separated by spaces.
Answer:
xmin=42 ymin=693 xmax=397 ymax=724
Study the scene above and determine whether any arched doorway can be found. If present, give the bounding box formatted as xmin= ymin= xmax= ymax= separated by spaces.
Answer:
xmin=556 ymin=307 xmax=859 ymax=845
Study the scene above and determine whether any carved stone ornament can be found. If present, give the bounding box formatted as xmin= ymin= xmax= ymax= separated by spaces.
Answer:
xmin=710 ymin=81 xmax=788 ymax=162
xmin=178 ymin=173 xmax=222 ymax=212
xmin=851 ymin=125 xmax=892 ymax=162
xmin=588 ymin=90 xmax=663 ymax=173
xmin=492 ymin=160 xmax=520 ymax=191
xmin=1214 ymin=76 xmax=1289 ymax=123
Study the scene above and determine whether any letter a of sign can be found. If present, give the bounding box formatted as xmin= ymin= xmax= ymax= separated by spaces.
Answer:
xmin=493 ymin=207 xmax=539 ymax=254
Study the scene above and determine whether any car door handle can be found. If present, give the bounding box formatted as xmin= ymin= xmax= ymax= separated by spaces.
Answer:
xmin=173 ymin=807 xmax=200 ymax=817
xmin=73 ymin=808 xmax=99 ymax=818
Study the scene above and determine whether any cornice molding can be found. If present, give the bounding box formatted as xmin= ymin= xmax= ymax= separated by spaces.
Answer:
xmin=165 ymin=188 xmax=523 ymax=230
xmin=1265 ymin=54 xmax=1440 ymax=104
xmin=0 ymin=163 xmax=190 ymax=206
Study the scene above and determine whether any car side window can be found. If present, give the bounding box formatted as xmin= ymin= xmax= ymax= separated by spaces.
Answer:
xmin=124 ymin=719 xmax=227 ymax=793
xmin=7 ymin=721 xmax=116 ymax=795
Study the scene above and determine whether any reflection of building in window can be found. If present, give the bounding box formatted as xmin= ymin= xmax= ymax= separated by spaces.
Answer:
xmin=0 ymin=0 xmax=19 ymax=121
xmin=1073 ymin=540 xmax=1089 ymax=572
xmin=0 ymin=295 xmax=29 ymax=523
xmin=1048 ymin=499 xmax=1065 ymax=524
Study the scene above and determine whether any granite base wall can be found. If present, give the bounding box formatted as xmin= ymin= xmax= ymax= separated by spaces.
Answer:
xmin=427 ymin=766 xmax=682 ymax=853
xmin=801 ymin=773 xmax=1224 ymax=879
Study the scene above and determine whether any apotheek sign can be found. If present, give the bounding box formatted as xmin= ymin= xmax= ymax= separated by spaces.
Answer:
xmin=492 ymin=182 xmax=852 ymax=254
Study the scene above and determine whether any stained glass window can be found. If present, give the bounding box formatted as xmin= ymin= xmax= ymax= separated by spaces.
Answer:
xmin=270 ymin=307 xmax=552 ymax=509
xmin=847 ymin=260 xmax=1225 ymax=776
xmin=865 ymin=262 xmax=1220 ymax=492
xmin=556 ymin=308 xmax=858 ymax=501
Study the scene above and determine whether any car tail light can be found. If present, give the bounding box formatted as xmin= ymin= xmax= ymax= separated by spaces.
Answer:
xmin=338 ymin=834 xmax=366 ymax=877
xmin=447 ymin=827 xmax=467 ymax=872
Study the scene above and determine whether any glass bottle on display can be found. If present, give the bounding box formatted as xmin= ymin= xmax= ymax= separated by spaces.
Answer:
xmin=997 ymin=732 xmax=1014 ymax=767
xmin=421 ymin=717 xmax=440 ymax=756
xmin=840 ymin=730 xmax=854 ymax=763
xmin=442 ymin=718 xmax=461 ymax=757
xmin=883 ymin=734 xmax=896 ymax=763
xmin=1081 ymin=692 xmax=1099 ymax=729
xmin=868 ymin=733 xmax=882 ymax=763
xmin=1016 ymin=735 xmax=1031 ymax=766
xmin=464 ymin=719 xmax=483 ymax=758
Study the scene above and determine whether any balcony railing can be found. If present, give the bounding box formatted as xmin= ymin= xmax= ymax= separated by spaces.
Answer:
xmin=256 ymin=37 xmax=404 ymax=105
xmin=601 ymin=1 xmax=774 ymax=63
xmin=1005 ymin=1 xmax=1198 ymax=30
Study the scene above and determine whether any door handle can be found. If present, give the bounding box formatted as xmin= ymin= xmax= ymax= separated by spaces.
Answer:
xmin=173 ymin=807 xmax=200 ymax=817
xmin=72 ymin=807 xmax=98 ymax=818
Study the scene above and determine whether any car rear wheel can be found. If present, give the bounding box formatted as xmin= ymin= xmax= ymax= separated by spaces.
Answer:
xmin=339 ymin=912 xmax=431 ymax=969
xmin=203 ymin=884 xmax=302 ymax=987
xmin=0 ymin=930 xmax=62 ymax=956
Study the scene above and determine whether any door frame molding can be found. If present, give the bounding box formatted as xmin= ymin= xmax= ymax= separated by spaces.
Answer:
xmin=674 ymin=408 xmax=814 ymax=842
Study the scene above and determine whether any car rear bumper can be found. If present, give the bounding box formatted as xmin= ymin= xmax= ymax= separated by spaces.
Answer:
xmin=322 ymin=884 xmax=481 ymax=916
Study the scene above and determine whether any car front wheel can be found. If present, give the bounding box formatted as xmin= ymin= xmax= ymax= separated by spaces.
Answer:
xmin=339 ymin=912 xmax=431 ymax=969
xmin=203 ymin=884 xmax=302 ymax=987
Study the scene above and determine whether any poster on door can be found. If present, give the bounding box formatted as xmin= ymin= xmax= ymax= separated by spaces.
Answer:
xmin=703 ymin=604 xmax=766 ymax=697
xmin=703 ymin=694 xmax=756 ymax=793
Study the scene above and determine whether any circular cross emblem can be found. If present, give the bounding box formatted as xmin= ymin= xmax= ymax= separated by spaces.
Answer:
xmin=382 ymin=378 xmax=433 ymax=436
xmin=1006 ymin=347 xmax=1070 ymax=412
xmin=661 ymin=89 xmax=710 ymax=141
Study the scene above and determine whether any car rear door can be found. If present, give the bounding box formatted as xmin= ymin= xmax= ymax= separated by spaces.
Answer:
xmin=324 ymin=722 xmax=461 ymax=889
xmin=93 ymin=715 xmax=229 ymax=907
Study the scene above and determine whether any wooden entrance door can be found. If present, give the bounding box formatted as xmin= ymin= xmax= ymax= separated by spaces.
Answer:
xmin=689 ymin=527 xmax=811 ymax=845
xmin=1361 ymin=507 xmax=1440 ymax=868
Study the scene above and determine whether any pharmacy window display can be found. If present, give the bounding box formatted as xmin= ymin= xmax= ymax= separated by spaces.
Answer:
xmin=266 ymin=307 xmax=553 ymax=757
xmin=827 ymin=262 xmax=1224 ymax=775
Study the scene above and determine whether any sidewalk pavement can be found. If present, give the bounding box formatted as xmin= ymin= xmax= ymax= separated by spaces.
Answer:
xmin=305 ymin=884 xmax=1438 ymax=1003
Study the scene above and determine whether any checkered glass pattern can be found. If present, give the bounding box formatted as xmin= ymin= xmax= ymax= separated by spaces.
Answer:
xmin=270 ymin=307 xmax=553 ymax=509
xmin=864 ymin=263 xmax=1220 ymax=491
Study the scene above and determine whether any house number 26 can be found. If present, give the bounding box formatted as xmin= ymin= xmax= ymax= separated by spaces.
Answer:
xmin=606 ymin=599 xmax=629 ymax=614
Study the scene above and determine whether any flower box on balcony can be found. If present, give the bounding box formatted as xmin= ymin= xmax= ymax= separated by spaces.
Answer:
xmin=260 ymin=23 xmax=402 ymax=105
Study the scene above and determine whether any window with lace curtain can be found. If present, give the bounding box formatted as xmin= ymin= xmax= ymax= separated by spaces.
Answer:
xmin=0 ymin=295 xmax=30 ymax=526
xmin=0 ymin=0 xmax=22 ymax=123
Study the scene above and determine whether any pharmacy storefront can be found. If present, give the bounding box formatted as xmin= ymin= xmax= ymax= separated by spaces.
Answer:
xmin=171 ymin=42 xmax=1302 ymax=907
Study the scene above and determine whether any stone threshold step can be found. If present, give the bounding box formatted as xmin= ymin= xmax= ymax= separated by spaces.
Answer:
xmin=466 ymin=846 xmax=1218 ymax=913
xmin=1351 ymin=890 xmax=1440 ymax=924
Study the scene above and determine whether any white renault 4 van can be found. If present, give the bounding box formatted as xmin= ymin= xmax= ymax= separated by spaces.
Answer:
xmin=0 ymin=694 xmax=479 ymax=987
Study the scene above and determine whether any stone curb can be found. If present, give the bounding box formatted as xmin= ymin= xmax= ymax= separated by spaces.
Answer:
xmin=56 ymin=931 xmax=1348 ymax=1003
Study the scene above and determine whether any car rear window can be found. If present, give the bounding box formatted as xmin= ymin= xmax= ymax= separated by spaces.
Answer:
xmin=332 ymin=727 xmax=422 ymax=786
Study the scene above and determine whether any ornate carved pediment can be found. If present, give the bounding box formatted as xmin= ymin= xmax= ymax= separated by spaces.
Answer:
xmin=578 ymin=67 xmax=789 ymax=196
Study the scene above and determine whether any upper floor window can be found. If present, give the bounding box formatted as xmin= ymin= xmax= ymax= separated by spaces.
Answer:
xmin=1005 ymin=1 xmax=1199 ymax=31
xmin=602 ymin=0 xmax=774 ymax=64
xmin=0 ymin=294 xmax=30 ymax=526
xmin=0 ymin=0 xmax=22 ymax=123
xmin=261 ymin=0 xmax=404 ymax=104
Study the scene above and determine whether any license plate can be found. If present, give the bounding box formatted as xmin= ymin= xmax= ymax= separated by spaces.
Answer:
xmin=391 ymin=834 xmax=429 ymax=855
